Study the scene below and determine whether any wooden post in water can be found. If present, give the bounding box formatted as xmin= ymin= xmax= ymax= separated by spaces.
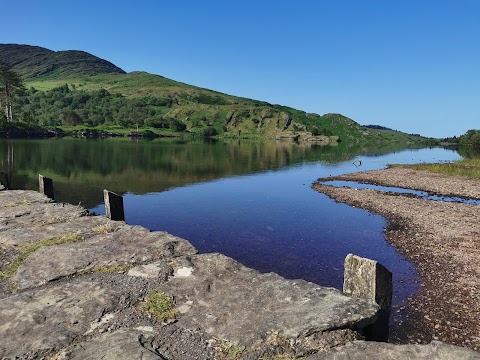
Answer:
xmin=39 ymin=174 xmax=55 ymax=200
xmin=104 ymin=189 xmax=125 ymax=221
xmin=343 ymin=253 xmax=392 ymax=342
xmin=0 ymin=172 xmax=10 ymax=190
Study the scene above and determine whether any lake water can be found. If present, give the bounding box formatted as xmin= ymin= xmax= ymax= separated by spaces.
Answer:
xmin=0 ymin=138 xmax=461 ymax=340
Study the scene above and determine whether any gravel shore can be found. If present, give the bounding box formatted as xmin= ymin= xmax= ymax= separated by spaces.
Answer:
xmin=313 ymin=167 xmax=480 ymax=351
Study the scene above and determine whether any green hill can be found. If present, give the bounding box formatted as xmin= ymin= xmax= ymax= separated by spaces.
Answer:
xmin=0 ymin=44 xmax=125 ymax=78
xmin=0 ymin=44 xmax=432 ymax=143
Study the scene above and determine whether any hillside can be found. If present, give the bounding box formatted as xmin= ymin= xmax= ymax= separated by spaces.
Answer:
xmin=0 ymin=44 xmax=432 ymax=143
xmin=0 ymin=44 xmax=125 ymax=78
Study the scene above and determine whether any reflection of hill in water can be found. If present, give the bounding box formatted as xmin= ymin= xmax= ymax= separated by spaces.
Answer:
xmin=1 ymin=138 xmax=431 ymax=207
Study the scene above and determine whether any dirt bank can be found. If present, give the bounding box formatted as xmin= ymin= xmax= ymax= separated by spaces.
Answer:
xmin=313 ymin=168 xmax=480 ymax=351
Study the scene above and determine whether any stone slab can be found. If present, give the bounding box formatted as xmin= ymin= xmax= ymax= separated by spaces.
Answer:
xmin=56 ymin=327 xmax=217 ymax=360
xmin=15 ymin=227 xmax=197 ymax=290
xmin=157 ymin=253 xmax=380 ymax=347
xmin=0 ymin=201 xmax=86 ymax=232
xmin=0 ymin=276 xmax=152 ymax=359
xmin=56 ymin=328 xmax=163 ymax=360
xmin=0 ymin=190 xmax=50 ymax=206
xmin=308 ymin=340 xmax=480 ymax=360
xmin=0 ymin=215 xmax=123 ymax=247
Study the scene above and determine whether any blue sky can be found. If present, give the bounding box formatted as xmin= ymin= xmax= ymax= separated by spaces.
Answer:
xmin=2 ymin=0 xmax=479 ymax=138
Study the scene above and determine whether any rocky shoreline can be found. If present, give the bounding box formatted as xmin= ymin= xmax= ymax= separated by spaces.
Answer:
xmin=314 ymin=166 xmax=480 ymax=352
xmin=1 ymin=186 xmax=479 ymax=358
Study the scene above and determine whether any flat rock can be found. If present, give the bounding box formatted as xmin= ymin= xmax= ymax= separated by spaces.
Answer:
xmin=0 ymin=201 xmax=86 ymax=232
xmin=158 ymin=253 xmax=379 ymax=347
xmin=57 ymin=327 xmax=216 ymax=360
xmin=0 ymin=276 xmax=153 ymax=359
xmin=0 ymin=190 xmax=50 ymax=206
xmin=56 ymin=328 xmax=163 ymax=360
xmin=128 ymin=261 xmax=173 ymax=279
xmin=15 ymin=227 xmax=197 ymax=290
xmin=0 ymin=215 xmax=123 ymax=247
xmin=308 ymin=340 xmax=480 ymax=359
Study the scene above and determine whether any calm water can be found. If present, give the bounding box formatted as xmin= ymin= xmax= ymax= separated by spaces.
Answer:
xmin=0 ymin=138 xmax=461 ymax=339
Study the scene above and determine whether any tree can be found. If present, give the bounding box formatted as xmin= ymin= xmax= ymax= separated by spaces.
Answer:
xmin=0 ymin=59 xmax=25 ymax=122
xmin=62 ymin=109 xmax=83 ymax=126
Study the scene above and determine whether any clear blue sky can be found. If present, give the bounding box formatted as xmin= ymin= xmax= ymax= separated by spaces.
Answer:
xmin=2 ymin=0 xmax=479 ymax=138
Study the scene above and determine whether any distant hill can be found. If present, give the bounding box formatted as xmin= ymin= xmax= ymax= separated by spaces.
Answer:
xmin=0 ymin=44 xmax=125 ymax=78
xmin=0 ymin=44 xmax=433 ymax=143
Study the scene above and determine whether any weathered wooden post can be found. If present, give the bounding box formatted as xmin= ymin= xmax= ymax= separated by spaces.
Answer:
xmin=0 ymin=172 xmax=10 ymax=190
xmin=39 ymin=174 xmax=55 ymax=200
xmin=343 ymin=253 xmax=392 ymax=341
xmin=103 ymin=189 xmax=125 ymax=221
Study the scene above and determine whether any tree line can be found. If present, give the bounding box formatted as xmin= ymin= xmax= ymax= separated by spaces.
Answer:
xmin=0 ymin=60 xmax=25 ymax=122
xmin=0 ymin=59 xmax=186 ymax=131
xmin=459 ymin=130 xmax=480 ymax=150
xmin=13 ymin=84 xmax=185 ymax=130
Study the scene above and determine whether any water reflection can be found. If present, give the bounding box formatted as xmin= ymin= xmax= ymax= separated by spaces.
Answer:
xmin=0 ymin=138 xmax=433 ymax=206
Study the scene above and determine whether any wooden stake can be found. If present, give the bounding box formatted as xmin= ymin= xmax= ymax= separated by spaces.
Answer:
xmin=103 ymin=189 xmax=125 ymax=221
xmin=39 ymin=174 xmax=54 ymax=200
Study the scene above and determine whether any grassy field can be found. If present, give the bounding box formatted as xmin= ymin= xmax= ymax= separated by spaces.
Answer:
xmin=394 ymin=158 xmax=480 ymax=179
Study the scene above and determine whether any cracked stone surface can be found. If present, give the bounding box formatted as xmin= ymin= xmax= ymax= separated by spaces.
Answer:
xmin=308 ymin=340 xmax=480 ymax=359
xmin=57 ymin=327 xmax=216 ymax=360
xmin=0 ymin=200 xmax=86 ymax=232
xmin=0 ymin=277 xmax=145 ymax=359
xmin=157 ymin=253 xmax=380 ymax=346
xmin=0 ymin=215 xmax=121 ymax=247
xmin=15 ymin=227 xmax=197 ymax=290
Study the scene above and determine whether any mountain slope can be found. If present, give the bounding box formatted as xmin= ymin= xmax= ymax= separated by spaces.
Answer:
xmin=0 ymin=44 xmax=125 ymax=78
xmin=0 ymin=44 xmax=432 ymax=143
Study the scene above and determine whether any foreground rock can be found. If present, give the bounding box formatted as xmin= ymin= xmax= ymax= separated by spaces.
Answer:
xmin=1 ymin=188 xmax=478 ymax=359
xmin=0 ymin=189 xmax=379 ymax=359
xmin=156 ymin=253 xmax=378 ymax=347
xmin=314 ymin=169 xmax=480 ymax=351
xmin=14 ymin=226 xmax=196 ymax=290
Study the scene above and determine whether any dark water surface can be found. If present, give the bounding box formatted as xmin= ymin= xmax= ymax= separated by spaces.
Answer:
xmin=0 ymin=138 xmax=461 ymax=340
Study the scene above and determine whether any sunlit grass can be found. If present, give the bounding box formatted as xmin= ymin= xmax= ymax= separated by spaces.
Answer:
xmin=140 ymin=291 xmax=177 ymax=322
xmin=393 ymin=158 xmax=480 ymax=178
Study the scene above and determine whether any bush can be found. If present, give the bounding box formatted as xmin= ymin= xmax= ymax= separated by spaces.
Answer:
xmin=459 ymin=129 xmax=480 ymax=149
xmin=199 ymin=127 xmax=218 ymax=137
xmin=167 ymin=118 xmax=186 ymax=132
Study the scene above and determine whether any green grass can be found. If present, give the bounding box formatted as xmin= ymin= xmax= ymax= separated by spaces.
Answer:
xmin=140 ymin=291 xmax=177 ymax=322
xmin=392 ymin=158 xmax=480 ymax=178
